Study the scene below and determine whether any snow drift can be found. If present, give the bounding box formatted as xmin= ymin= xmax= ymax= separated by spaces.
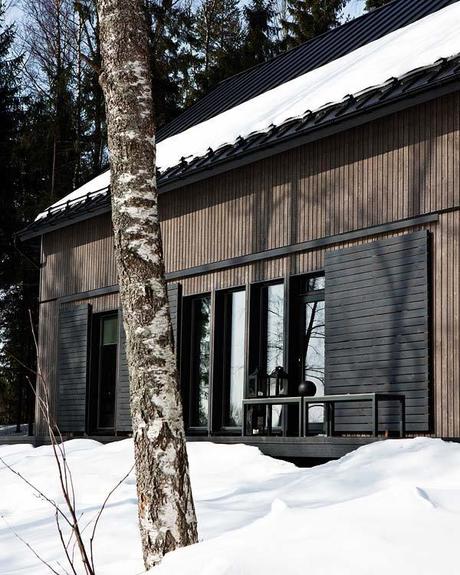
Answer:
xmin=1 ymin=438 xmax=460 ymax=574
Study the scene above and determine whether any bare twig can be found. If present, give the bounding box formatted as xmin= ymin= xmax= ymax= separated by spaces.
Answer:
xmin=1 ymin=515 xmax=63 ymax=575
xmin=55 ymin=509 xmax=78 ymax=575
xmin=89 ymin=465 xmax=134 ymax=571
xmin=0 ymin=455 xmax=72 ymax=527
xmin=1 ymin=311 xmax=133 ymax=575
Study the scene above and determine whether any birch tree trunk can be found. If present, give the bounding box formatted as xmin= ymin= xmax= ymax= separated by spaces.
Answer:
xmin=96 ymin=0 xmax=198 ymax=568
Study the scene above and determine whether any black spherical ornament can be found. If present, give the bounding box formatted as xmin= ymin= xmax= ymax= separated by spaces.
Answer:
xmin=298 ymin=380 xmax=317 ymax=397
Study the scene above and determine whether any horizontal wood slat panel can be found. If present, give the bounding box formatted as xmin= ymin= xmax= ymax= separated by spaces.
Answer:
xmin=57 ymin=304 xmax=90 ymax=433
xmin=325 ymin=232 xmax=430 ymax=433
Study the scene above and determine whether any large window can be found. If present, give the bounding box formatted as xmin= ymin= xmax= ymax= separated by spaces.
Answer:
xmin=265 ymin=283 xmax=285 ymax=376
xmin=223 ymin=290 xmax=246 ymax=427
xmin=180 ymin=276 xmax=325 ymax=435
xmin=90 ymin=313 xmax=119 ymax=432
xmin=249 ymin=282 xmax=285 ymax=376
xmin=296 ymin=275 xmax=325 ymax=424
xmin=184 ymin=295 xmax=211 ymax=430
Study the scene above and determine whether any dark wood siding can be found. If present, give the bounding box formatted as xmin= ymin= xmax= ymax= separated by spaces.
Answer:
xmin=167 ymin=282 xmax=182 ymax=353
xmin=116 ymin=318 xmax=131 ymax=432
xmin=161 ymin=93 xmax=460 ymax=279
xmin=324 ymin=232 xmax=430 ymax=433
xmin=57 ymin=304 xmax=90 ymax=432
xmin=36 ymin=92 xmax=460 ymax=438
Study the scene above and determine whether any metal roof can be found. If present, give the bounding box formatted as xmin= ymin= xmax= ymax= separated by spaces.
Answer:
xmin=157 ymin=0 xmax=458 ymax=141
xmin=19 ymin=53 xmax=460 ymax=240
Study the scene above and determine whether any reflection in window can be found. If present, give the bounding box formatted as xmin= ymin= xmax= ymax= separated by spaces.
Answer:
xmin=266 ymin=283 xmax=285 ymax=374
xmin=303 ymin=300 xmax=325 ymax=395
xmin=97 ymin=315 xmax=119 ymax=429
xmin=191 ymin=297 xmax=211 ymax=427
xmin=226 ymin=290 xmax=246 ymax=426
xmin=265 ymin=283 xmax=284 ymax=425
xmin=305 ymin=275 xmax=325 ymax=292
xmin=301 ymin=277 xmax=325 ymax=424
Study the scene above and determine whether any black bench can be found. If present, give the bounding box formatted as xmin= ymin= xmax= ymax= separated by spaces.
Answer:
xmin=242 ymin=393 xmax=406 ymax=438
xmin=303 ymin=393 xmax=406 ymax=438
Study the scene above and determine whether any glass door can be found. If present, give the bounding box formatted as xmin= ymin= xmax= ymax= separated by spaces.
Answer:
xmin=297 ymin=276 xmax=325 ymax=427
xmin=89 ymin=313 xmax=119 ymax=432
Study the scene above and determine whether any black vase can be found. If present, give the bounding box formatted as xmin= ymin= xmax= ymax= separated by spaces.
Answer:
xmin=298 ymin=380 xmax=317 ymax=397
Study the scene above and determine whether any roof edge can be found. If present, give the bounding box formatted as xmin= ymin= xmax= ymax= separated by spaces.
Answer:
xmin=18 ymin=60 xmax=460 ymax=241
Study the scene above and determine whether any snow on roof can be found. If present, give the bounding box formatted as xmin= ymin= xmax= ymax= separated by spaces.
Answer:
xmin=36 ymin=1 xmax=460 ymax=221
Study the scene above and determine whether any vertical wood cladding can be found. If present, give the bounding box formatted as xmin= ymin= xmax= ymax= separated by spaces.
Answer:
xmin=161 ymin=93 xmax=460 ymax=278
xmin=37 ymin=92 xmax=460 ymax=438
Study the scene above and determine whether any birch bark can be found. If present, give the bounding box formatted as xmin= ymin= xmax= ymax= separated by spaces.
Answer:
xmin=96 ymin=0 xmax=198 ymax=568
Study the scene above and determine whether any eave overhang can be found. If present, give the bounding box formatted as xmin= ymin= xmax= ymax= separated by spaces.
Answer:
xmin=18 ymin=55 xmax=460 ymax=241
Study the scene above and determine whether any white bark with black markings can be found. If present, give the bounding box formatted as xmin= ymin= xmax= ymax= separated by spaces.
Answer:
xmin=96 ymin=0 xmax=197 ymax=568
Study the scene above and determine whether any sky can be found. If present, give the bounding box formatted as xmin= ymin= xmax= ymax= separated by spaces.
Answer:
xmin=343 ymin=0 xmax=367 ymax=20
xmin=4 ymin=0 xmax=367 ymax=28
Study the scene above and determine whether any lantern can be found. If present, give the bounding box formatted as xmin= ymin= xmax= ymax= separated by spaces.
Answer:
xmin=268 ymin=366 xmax=289 ymax=397
xmin=248 ymin=368 xmax=266 ymax=397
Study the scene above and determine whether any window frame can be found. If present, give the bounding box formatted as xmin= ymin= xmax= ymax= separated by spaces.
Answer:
xmin=213 ymin=286 xmax=248 ymax=433
xmin=88 ymin=310 xmax=119 ymax=434
xmin=180 ymin=292 xmax=212 ymax=435
xmin=248 ymin=278 xmax=287 ymax=381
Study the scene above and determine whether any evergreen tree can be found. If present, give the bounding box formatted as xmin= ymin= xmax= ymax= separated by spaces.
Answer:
xmin=145 ymin=0 xmax=198 ymax=127
xmin=366 ymin=0 xmax=392 ymax=10
xmin=281 ymin=0 xmax=349 ymax=50
xmin=192 ymin=0 xmax=243 ymax=98
xmin=22 ymin=0 xmax=79 ymax=201
xmin=0 ymin=3 xmax=38 ymax=427
xmin=241 ymin=0 xmax=279 ymax=68
xmin=75 ymin=0 xmax=108 ymax=182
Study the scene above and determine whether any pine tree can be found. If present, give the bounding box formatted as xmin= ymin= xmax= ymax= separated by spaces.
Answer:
xmin=75 ymin=0 xmax=108 ymax=182
xmin=192 ymin=0 xmax=243 ymax=98
xmin=145 ymin=0 xmax=198 ymax=128
xmin=366 ymin=0 xmax=392 ymax=10
xmin=241 ymin=0 xmax=279 ymax=68
xmin=21 ymin=0 xmax=78 ymax=201
xmin=281 ymin=0 xmax=349 ymax=50
xmin=0 ymin=4 xmax=38 ymax=428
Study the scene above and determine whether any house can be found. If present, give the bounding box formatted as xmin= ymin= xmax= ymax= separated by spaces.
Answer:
xmin=19 ymin=0 xmax=460 ymax=459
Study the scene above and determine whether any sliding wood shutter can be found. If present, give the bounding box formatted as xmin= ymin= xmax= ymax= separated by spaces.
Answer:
xmin=324 ymin=231 xmax=431 ymax=433
xmin=57 ymin=304 xmax=91 ymax=432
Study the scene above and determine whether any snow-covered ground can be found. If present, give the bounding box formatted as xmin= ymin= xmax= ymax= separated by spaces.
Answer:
xmin=1 ymin=438 xmax=460 ymax=575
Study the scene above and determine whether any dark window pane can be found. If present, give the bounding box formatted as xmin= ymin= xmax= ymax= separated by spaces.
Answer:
xmin=303 ymin=300 xmax=325 ymax=422
xmin=305 ymin=275 xmax=325 ymax=292
xmin=102 ymin=316 xmax=118 ymax=346
xmin=191 ymin=297 xmax=211 ymax=427
xmin=98 ymin=315 xmax=118 ymax=429
xmin=98 ymin=345 xmax=117 ymax=428
xmin=266 ymin=283 xmax=284 ymax=374
xmin=265 ymin=283 xmax=284 ymax=426
xmin=227 ymin=290 xmax=246 ymax=426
